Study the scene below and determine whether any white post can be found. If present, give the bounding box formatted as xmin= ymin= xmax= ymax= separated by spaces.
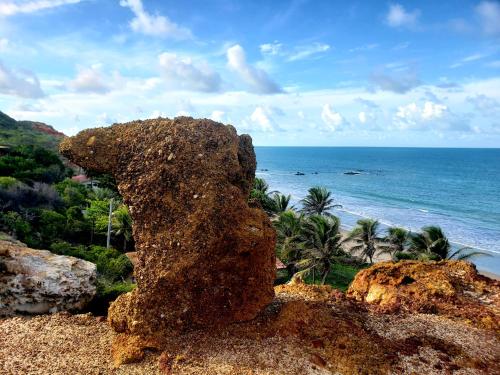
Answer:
xmin=106 ymin=198 xmax=113 ymax=248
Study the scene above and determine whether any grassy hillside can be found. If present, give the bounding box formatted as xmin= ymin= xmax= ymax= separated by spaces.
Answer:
xmin=0 ymin=111 xmax=65 ymax=152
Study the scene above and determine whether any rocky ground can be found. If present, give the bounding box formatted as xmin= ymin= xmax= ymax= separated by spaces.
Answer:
xmin=1 ymin=280 xmax=499 ymax=375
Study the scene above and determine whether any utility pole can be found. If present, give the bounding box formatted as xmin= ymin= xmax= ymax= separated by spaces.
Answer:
xmin=106 ymin=198 xmax=113 ymax=248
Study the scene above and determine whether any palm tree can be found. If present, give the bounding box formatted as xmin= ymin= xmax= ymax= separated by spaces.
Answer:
xmin=273 ymin=210 xmax=304 ymax=276
xmin=409 ymin=226 xmax=490 ymax=261
xmin=381 ymin=227 xmax=410 ymax=259
xmin=348 ymin=218 xmax=385 ymax=264
xmin=112 ymin=204 xmax=133 ymax=251
xmin=249 ymin=178 xmax=279 ymax=215
xmin=300 ymin=186 xmax=342 ymax=216
xmin=270 ymin=193 xmax=294 ymax=215
xmin=295 ymin=215 xmax=345 ymax=284
xmin=252 ymin=177 xmax=272 ymax=194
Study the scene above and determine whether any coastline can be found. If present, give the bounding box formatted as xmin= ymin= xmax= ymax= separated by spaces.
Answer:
xmin=339 ymin=229 xmax=500 ymax=281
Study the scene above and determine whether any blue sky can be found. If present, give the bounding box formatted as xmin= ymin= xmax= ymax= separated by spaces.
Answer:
xmin=0 ymin=0 xmax=500 ymax=147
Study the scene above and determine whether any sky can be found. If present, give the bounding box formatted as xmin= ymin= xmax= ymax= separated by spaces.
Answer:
xmin=0 ymin=0 xmax=500 ymax=147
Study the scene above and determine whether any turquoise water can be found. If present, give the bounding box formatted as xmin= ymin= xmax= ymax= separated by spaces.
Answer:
xmin=254 ymin=147 xmax=500 ymax=274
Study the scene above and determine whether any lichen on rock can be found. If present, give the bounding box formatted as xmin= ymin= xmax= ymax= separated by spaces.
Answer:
xmin=60 ymin=117 xmax=276 ymax=361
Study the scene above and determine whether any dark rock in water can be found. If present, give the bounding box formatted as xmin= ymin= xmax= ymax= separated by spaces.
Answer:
xmin=295 ymin=172 xmax=305 ymax=176
xmin=312 ymin=171 xmax=319 ymax=175
xmin=344 ymin=171 xmax=361 ymax=175
xmin=260 ymin=168 xmax=269 ymax=171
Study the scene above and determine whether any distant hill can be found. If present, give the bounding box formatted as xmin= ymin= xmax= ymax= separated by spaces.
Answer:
xmin=0 ymin=111 xmax=65 ymax=152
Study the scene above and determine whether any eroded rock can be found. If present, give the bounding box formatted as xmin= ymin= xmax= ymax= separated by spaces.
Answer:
xmin=60 ymin=117 xmax=276 ymax=345
xmin=0 ymin=240 xmax=97 ymax=316
xmin=347 ymin=260 xmax=500 ymax=330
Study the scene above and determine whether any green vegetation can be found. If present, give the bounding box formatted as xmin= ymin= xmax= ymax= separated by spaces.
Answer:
xmin=0 ymin=134 xmax=135 ymax=313
xmin=0 ymin=110 xmax=63 ymax=152
xmin=300 ymin=186 xmax=342 ymax=216
xmin=255 ymin=178 xmax=490 ymax=291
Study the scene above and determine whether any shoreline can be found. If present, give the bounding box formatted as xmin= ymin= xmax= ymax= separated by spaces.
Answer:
xmin=339 ymin=229 xmax=500 ymax=281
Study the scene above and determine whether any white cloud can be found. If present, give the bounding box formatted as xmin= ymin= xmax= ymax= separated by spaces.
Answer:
xmin=67 ymin=66 xmax=112 ymax=94
xmin=287 ymin=43 xmax=330 ymax=61
xmin=321 ymin=104 xmax=344 ymax=131
xmin=260 ymin=41 xmax=283 ymax=56
xmin=349 ymin=43 xmax=379 ymax=53
xmin=467 ymin=94 xmax=500 ymax=115
xmin=158 ymin=52 xmax=221 ymax=92
xmin=370 ymin=67 xmax=420 ymax=94
xmin=0 ymin=0 xmax=82 ymax=16
xmin=119 ymin=0 xmax=192 ymax=39
xmin=97 ymin=112 xmax=116 ymax=125
xmin=386 ymin=4 xmax=420 ymax=28
xmin=210 ymin=110 xmax=225 ymax=122
xmin=0 ymin=38 xmax=8 ymax=51
xmin=227 ymin=44 xmax=282 ymax=94
xmin=395 ymin=101 xmax=448 ymax=130
xmin=475 ymin=1 xmax=500 ymax=35
xmin=0 ymin=60 xmax=44 ymax=98
xmin=250 ymin=106 xmax=277 ymax=132
xmin=358 ymin=111 xmax=367 ymax=123
xmin=450 ymin=53 xmax=487 ymax=68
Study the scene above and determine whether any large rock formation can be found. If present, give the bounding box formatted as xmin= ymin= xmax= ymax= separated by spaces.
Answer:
xmin=348 ymin=260 xmax=500 ymax=330
xmin=0 ymin=240 xmax=96 ymax=316
xmin=60 ymin=117 xmax=276 ymax=342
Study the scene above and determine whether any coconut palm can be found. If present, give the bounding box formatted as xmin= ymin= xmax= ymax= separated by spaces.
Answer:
xmin=249 ymin=178 xmax=279 ymax=215
xmin=270 ymin=193 xmax=294 ymax=214
xmin=112 ymin=204 xmax=133 ymax=251
xmin=273 ymin=210 xmax=304 ymax=275
xmin=300 ymin=186 xmax=342 ymax=216
xmin=380 ymin=227 xmax=410 ymax=259
xmin=294 ymin=215 xmax=345 ymax=284
xmin=409 ymin=226 xmax=490 ymax=261
xmin=348 ymin=218 xmax=385 ymax=264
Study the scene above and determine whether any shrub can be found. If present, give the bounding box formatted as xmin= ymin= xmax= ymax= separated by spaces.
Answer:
xmin=0 ymin=211 xmax=33 ymax=244
xmin=0 ymin=176 xmax=19 ymax=189
xmin=394 ymin=251 xmax=418 ymax=261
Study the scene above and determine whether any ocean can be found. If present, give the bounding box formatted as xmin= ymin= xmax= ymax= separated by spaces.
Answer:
xmin=254 ymin=147 xmax=500 ymax=274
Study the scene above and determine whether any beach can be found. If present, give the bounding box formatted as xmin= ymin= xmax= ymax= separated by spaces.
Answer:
xmin=256 ymin=147 xmax=500 ymax=275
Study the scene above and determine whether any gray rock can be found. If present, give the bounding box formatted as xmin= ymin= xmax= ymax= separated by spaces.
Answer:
xmin=0 ymin=240 xmax=96 ymax=316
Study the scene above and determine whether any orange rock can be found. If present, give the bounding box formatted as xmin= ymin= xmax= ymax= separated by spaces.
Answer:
xmin=60 ymin=117 xmax=276 ymax=364
xmin=347 ymin=260 xmax=500 ymax=330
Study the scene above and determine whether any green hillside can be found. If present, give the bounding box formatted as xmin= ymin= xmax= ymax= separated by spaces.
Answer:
xmin=0 ymin=111 xmax=65 ymax=152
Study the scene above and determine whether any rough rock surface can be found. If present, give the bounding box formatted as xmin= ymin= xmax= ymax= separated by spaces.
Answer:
xmin=347 ymin=260 xmax=500 ymax=330
xmin=0 ymin=240 xmax=96 ymax=316
xmin=60 ymin=117 xmax=276 ymax=338
xmin=1 ymin=283 xmax=499 ymax=374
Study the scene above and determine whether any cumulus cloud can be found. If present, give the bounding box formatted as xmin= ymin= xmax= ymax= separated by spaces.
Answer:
xmin=119 ymin=0 xmax=192 ymax=39
xmin=393 ymin=101 xmax=466 ymax=131
xmin=475 ymin=1 xmax=500 ymax=35
xmin=370 ymin=67 xmax=420 ymax=94
xmin=210 ymin=110 xmax=225 ymax=122
xmin=0 ymin=0 xmax=82 ymax=16
xmin=0 ymin=60 xmax=44 ymax=98
xmin=321 ymin=104 xmax=345 ymax=131
xmin=158 ymin=53 xmax=221 ymax=92
xmin=385 ymin=4 xmax=420 ymax=28
xmin=287 ymin=43 xmax=330 ymax=61
xmin=249 ymin=106 xmax=281 ymax=132
xmin=227 ymin=44 xmax=282 ymax=94
xmin=67 ymin=66 xmax=112 ymax=94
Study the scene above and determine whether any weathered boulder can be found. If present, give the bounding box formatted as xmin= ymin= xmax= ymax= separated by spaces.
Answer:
xmin=60 ymin=117 xmax=276 ymax=342
xmin=347 ymin=260 xmax=500 ymax=330
xmin=0 ymin=240 xmax=97 ymax=316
